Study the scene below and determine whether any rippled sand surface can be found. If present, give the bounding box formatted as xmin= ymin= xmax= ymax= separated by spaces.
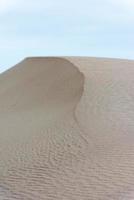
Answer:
xmin=0 ymin=57 xmax=134 ymax=199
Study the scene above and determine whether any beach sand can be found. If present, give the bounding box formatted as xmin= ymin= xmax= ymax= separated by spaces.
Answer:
xmin=0 ymin=57 xmax=134 ymax=199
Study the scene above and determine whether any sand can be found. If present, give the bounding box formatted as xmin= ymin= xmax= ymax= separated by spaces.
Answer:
xmin=0 ymin=57 xmax=134 ymax=199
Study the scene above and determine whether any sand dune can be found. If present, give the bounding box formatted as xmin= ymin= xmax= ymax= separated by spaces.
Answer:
xmin=0 ymin=57 xmax=134 ymax=199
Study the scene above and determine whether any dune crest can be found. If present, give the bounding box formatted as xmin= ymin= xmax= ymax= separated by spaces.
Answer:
xmin=1 ymin=57 xmax=134 ymax=199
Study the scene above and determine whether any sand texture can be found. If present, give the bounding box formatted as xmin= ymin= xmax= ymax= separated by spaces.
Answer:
xmin=0 ymin=57 xmax=134 ymax=199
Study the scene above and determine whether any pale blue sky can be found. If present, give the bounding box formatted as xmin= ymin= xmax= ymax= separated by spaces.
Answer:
xmin=0 ymin=0 xmax=134 ymax=72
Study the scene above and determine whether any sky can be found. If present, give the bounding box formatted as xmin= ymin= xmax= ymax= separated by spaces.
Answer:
xmin=0 ymin=0 xmax=134 ymax=72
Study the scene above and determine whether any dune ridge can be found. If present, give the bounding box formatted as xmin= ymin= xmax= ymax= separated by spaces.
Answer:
xmin=1 ymin=57 xmax=134 ymax=199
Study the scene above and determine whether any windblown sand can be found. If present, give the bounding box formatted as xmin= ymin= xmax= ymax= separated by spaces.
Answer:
xmin=0 ymin=57 xmax=134 ymax=199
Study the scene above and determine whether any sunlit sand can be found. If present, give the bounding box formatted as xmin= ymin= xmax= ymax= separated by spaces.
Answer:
xmin=0 ymin=57 xmax=134 ymax=199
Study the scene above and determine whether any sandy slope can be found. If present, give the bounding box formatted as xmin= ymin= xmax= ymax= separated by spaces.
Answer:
xmin=0 ymin=57 xmax=134 ymax=199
